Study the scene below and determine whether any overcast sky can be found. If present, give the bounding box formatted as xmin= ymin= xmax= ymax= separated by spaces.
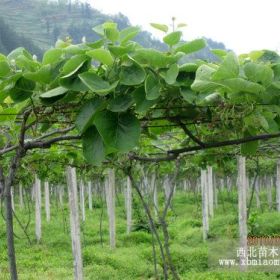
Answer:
xmin=87 ymin=0 xmax=280 ymax=54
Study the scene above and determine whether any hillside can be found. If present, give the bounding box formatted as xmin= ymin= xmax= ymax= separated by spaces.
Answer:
xmin=0 ymin=0 xmax=226 ymax=60
xmin=0 ymin=17 xmax=43 ymax=56
xmin=0 ymin=0 xmax=164 ymax=50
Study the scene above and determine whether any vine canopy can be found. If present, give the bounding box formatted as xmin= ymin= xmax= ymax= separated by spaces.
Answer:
xmin=0 ymin=22 xmax=280 ymax=165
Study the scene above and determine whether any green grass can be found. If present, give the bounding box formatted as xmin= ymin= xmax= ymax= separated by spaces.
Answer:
xmin=0 ymin=190 xmax=280 ymax=279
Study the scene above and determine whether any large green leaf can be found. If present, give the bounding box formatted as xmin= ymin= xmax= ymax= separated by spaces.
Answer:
xmin=191 ymin=64 xmax=224 ymax=92
xmin=94 ymin=111 xmax=140 ymax=152
xmin=103 ymin=22 xmax=119 ymax=42
xmin=0 ymin=73 xmax=21 ymax=95
xmin=180 ymin=88 xmax=197 ymax=103
xmin=221 ymin=78 xmax=265 ymax=94
xmin=109 ymin=43 xmax=136 ymax=57
xmin=75 ymin=98 xmax=104 ymax=133
xmin=42 ymin=49 xmax=64 ymax=65
xmin=211 ymin=49 xmax=228 ymax=59
xmin=86 ymin=49 xmax=114 ymax=66
xmin=9 ymin=77 xmax=36 ymax=102
xmin=61 ymin=54 xmax=88 ymax=78
xmin=82 ymin=126 xmax=105 ymax=166
xmin=179 ymin=63 xmax=199 ymax=73
xmin=133 ymin=86 xmax=156 ymax=113
xmin=24 ymin=65 xmax=52 ymax=84
xmin=0 ymin=61 xmax=11 ymax=77
xmin=175 ymin=39 xmax=206 ymax=54
xmin=59 ymin=76 xmax=88 ymax=92
xmin=64 ymin=44 xmax=88 ymax=55
xmin=7 ymin=47 xmax=32 ymax=61
xmin=120 ymin=27 xmax=140 ymax=44
xmin=79 ymin=72 xmax=118 ymax=95
xmin=86 ymin=39 xmax=104 ymax=49
xmin=244 ymin=62 xmax=273 ymax=86
xmin=212 ymin=52 xmax=239 ymax=80
xmin=119 ymin=58 xmax=146 ymax=85
xmin=165 ymin=63 xmax=179 ymax=84
xmin=133 ymin=49 xmax=182 ymax=68
xmin=15 ymin=55 xmax=39 ymax=71
xmin=163 ymin=31 xmax=182 ymax=46
xmin=92 ymin=24 xmax=104 ymax=36
xmin=107 ymin=95 xmax=134 ymax=112
xmin=145 ymin=73 xmax=161 ymax=100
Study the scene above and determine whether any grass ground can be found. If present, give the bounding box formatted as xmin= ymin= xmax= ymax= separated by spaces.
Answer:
xmin=0 ymin=189 xmax=280 ymax=279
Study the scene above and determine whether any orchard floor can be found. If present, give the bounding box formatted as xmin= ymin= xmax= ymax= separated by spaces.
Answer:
xmin=0 ymin=190 xmax=280 ymax=279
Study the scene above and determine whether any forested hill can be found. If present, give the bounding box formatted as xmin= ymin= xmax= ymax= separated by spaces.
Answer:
xmin=0 ymin=0 xmax=226 ymax=60
xmin=0 ymin=18 xmax=43 ymax=57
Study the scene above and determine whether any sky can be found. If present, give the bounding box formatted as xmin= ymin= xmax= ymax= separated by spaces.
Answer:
xmin=86 ymin=0 xmax=280 ymax=54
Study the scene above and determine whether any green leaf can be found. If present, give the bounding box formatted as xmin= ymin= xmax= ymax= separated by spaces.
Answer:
xmin=64 ymin=44 xmax=88 ymax=55
xmin=15 ymin=55 xmax=39 ymax=71
xmin=60 ymin=76 xmax=88 ymax=92
xmin=104 ymin=24 xmax=119 ymax=42
xmin=244 ymin=113 xmax=268 ymax=131
xmin=211 ymin=49 xmax=227 ymax=59
xmin=86 ymin=39 xmax=104 ymax=49
xmin=150 ymin=23 xmax=168 ymax=33
xmin=0 ymin=61 xmax=10 ymax=77
xmin=165 ymin=63 xmax=179 ymax=84
xmin=107 ymin=95 xmax=134 ymax=112
xmin=0 ymin=107 xmax=17 ymax=124
xmin=264 ymin=115 xmax=280 ymax=133
xmin=79 ymin=72 xmax=118 ymax=95
xmin=61 ymin=54 xmax=88 ymax=78
xmin=7 ymin=47 xmax=32 ymax=61
xmin=248 ymin=50 xmax=265 ymax=61
xmin=244 ymin=62 xmax=273 ymax=86
xmin=133 ymin=49 xmax=182 ymax=68
xmin=94 ymin=111 xmax=140 ymax=152
xmin=163 ymin=31 xmax=182 ymax=46
xmin=0 ymin=73 xmax=21 ymax=94
xmin=175 ymin=39 xmax=206 ymax=54
xmin=221 ymin=78 xmax=265 ymax=94
xmin=180 ymin=88 xmax=196 ymax=103
xmin=75 ymin=98 xmax=104 ymax=133
xmin=24 ymin=65 xmax=52 ymax=84
xmin=179 ymin=63 xmax=199 ymax=72
xmin=133 ymin=86 xmax=156 ymax=113
xmin=212 ymin=52 xmax=239 ymax=80
xmin=145 ymin=73 xmax=161 ymax=100
xmin=82 ymin=126 xmax=105 ymax=166
xmin=42 ymin=49 xmax=64 ymax=65
xmin=109 ymin=43 xmax=136 ymax=57
xmin=9 ymin=77 xmax=36 ymax=102
xmin=55 ymin=39 xmax=71 ymax=49
xmin=103 ymin=22 xmax=118 ymax=29
xmin=241 ymin=131 xmax=258 ymax=156
xmin=191 ymin=64 xmax=224 ymax=93
xmin=40 ymin=86 xmax=68 ymax=99
xmin=120 ymin=58 xmax=146 ymax=85
xmin=120 ymin=26 xmax=141 ymax=44
xmin=92 ymin=24 xmax=104 ymax=36
xmin=86 ymin=49 xmax=114 ymax=66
